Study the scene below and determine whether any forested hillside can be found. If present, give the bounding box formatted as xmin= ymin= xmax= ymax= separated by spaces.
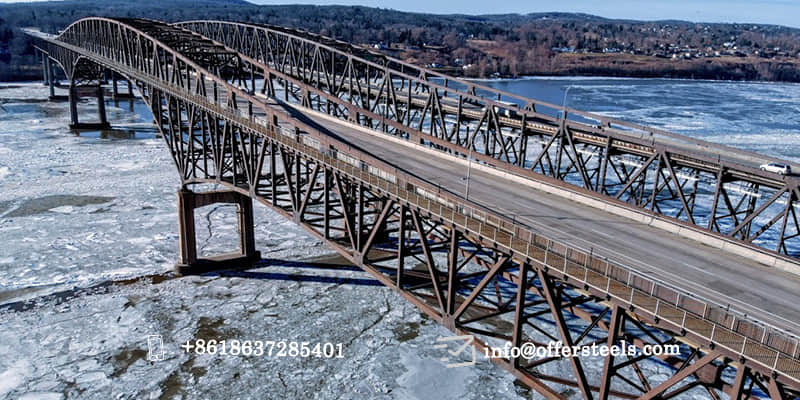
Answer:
xmin=2 ymin=0 xmax=800 ymax=81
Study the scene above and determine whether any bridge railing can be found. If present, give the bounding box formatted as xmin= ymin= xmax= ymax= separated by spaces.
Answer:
xmin=252 ymin=106 xmax=800 ymax=383
xmin=172 ymin=20 xmax=800 ymax=263
xmin=174 ymin=20 xmax=796 ymax=170
xmin=208 ymin=83 xmax=800 ymax=381
xmin=34 ymin=17 xmax=800 ymax=385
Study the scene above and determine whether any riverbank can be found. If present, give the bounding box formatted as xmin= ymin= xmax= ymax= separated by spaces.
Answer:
xmin=530 ymin=53 xmax=800 ymax=82
xmin=6 ymin=53 xmax=800 ymax=84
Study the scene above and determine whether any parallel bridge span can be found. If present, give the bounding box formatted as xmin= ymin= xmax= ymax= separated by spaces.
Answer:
xmin=174 ymin=20 xmax=800 ymax=264
xmin=25 ymin=17 xmax=800 ymax=399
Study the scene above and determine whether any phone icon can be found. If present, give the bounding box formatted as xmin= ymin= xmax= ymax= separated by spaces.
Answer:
xmin=147 ymin=335 xmax=165 ymax=361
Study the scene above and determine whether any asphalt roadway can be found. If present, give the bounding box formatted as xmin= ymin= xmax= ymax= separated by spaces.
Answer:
xmin=272 ymin=100 xmax=800 ymax=337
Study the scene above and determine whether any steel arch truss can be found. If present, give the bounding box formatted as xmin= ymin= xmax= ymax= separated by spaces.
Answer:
xmin=143 ymin=84 xmax=800 ymax=400
xmin=27 ymin=17 xmax=800 ymax=399
xmin=176 ymin=20 xmax=800 ymax=259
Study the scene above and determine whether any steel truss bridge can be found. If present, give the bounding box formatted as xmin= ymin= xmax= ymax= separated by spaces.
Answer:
xmin=26 ymin=17 xmax=800 ymax=400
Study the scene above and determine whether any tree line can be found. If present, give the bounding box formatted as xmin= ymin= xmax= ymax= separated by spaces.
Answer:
xmin=1 ymin=0 xmax=799 ymax=82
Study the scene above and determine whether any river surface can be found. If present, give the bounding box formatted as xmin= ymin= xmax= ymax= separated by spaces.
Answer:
xmin=485 ymin=77 xmax=800 ymax=162
xmin=1 ymin=76 xmax=797 ymax=399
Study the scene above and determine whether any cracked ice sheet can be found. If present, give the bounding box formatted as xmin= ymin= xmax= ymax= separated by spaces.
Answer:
xmin=0 ymin=83 xmax=329 ymax=300
xmin=0 ymin=264 xmax=527 ymax=400
xmin=0 ymin=81 xmax=743 ymax=400
xmin=0 ymin=83 xmax=527 ymax=400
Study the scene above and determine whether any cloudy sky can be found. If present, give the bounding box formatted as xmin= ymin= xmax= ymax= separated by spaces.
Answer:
xmin=2 ymin=0 xmax=799 ymax=28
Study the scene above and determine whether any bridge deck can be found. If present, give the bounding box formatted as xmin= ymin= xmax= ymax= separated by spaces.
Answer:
xmin=27 ymin=17 xmax=800 ymax=394
xmin=304 ymin=67 xmax=799 ymax=179
xmin=270 ymin=99 xmax=800 ymax=334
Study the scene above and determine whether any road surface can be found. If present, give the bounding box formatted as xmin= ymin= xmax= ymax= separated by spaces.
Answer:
xmin=271 ymin=99 xmax=800 ymax=336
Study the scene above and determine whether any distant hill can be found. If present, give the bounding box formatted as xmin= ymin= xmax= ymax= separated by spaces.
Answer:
xmin=2 ymin=1 xmax=800 ymax=82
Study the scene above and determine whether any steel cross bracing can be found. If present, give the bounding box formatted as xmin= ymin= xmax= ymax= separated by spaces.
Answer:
xmin=26 ymin=17 xmax=800 ymax=399
xmin=173 ymin=20 xmax=800 ymax=261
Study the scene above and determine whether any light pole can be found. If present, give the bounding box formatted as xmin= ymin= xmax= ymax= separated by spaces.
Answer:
xmin=465 ymin=145 xmax=473 ymax=201
xmin=562 ymin=85 xmax=573 ymax=116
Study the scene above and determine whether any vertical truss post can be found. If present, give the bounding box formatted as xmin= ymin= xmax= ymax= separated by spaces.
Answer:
xmin=68 ymin=83 xmax=79 ymax=127
xmin=511 ymin=262 xmax=529 ymax=368
xmin=729 ymin=366 xmax=749 ymax=400
xmin=323 ymin=169 xmax=331 ymax=239
xmin=396 ymin=205 xmax=407 ymax=287
xmin=709 ymin=168 xmax=724 ymax=231
xmin=539 ymin=269 xmax=594 ymax=400
xmin=598 ymin=305 xmax=624 ymax=400
xmin=598 ymin=141 xmax=611 ymax=194
xmin=446 ymin=227 xmax=459 ymax=317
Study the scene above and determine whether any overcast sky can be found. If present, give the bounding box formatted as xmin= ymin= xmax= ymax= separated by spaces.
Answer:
xmin=2 ymin=0 xmax=799 ymax=28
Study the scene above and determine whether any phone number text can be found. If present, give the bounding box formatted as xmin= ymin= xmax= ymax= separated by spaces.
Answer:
xmin=180 ymin=339 xmax=345 ymax=358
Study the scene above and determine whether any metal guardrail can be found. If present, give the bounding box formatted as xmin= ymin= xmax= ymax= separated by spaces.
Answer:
xmin=172 ymin=20 xmax=800 ymax=268
xmin=34 ymin=26 xmax=800 ymax=385
xmin=174 ymin=72 xmax=800 ymax=386
xmin=175 ymin=20 xmax=798 ymax=174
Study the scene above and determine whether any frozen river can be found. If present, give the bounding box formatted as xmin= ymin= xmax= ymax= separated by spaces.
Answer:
xmin=1 ymin=76 xmax=798 ymax=399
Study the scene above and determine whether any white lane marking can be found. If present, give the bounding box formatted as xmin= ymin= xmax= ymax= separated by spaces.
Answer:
xmin=583 ymin=227 xmax=716 ymax=278
xmin=514 ymin=211 xmax=800 ymax=331
xmin=280 ymin=101 xmax=800 ymax=332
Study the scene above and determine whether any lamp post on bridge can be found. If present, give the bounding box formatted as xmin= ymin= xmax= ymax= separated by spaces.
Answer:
xmin=562 ymin=85 xmax=573 ymax=117
xmin=465 ymin=145 xmax=473 ymax=201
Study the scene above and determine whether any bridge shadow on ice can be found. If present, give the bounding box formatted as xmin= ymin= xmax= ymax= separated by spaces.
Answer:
xmin=203 ymin=257 xmax=383 ymax=287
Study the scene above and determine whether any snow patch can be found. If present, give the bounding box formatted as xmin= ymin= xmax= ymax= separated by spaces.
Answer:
xmin=394 ymin=348 xmax=474 ymax=400
xmin=0 ymin=360 xmax=32 ymax=397
xmin=18 ymin=393 xmax=63 ymax=400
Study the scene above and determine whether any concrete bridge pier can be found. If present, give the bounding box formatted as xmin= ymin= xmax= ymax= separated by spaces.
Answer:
xmin=68 ymin=85 xmax=78 ymax=126
xmin=109 ymin=71 xmax=135 ymax=101
xmin=68 ymin=84 xmax=111 ymax=130
xmin=41 ymin=52 xmax=50 ymax=87
xmin=36 ymin=49 xmax=62 ymax=100
xmin=111 ymin=73 xmax=118 ymax=99
xmin=175 ymin=188 xmax=261 ymax=275
xmin=47 ymin=59 xmax=56 ymax=99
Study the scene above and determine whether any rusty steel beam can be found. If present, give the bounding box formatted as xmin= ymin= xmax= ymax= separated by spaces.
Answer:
xmin=174 ymin=20 xmax=800 ymax=261
xmin=26 ymin=17 xmax=800 ymax=400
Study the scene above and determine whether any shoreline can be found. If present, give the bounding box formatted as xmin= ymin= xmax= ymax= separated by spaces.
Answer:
xmin=464 ymin=74 xmax=800 ymax=85
xmin=6 ymin=73 xmax=800 ymax=86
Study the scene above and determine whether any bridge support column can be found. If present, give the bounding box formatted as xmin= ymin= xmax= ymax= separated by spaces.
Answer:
xmin=47 ymin=59 xmax=56 ymax=99
xmin=96 ymin=86 xmax=108 ymax=126
xmin=111 ymin=72 xmax=118 ymax=100
xmin=41 ymin=52 xmax=50 ymax=86
xmin=109 ymin=72 xmax=135 ymax=100
xmin=68 ymin=84 xmax=79 ymax=127
xmin=68 ymin=84 xmax=111 ymax=130
xmin=175 ymin=188 xmax=261 ymax=275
